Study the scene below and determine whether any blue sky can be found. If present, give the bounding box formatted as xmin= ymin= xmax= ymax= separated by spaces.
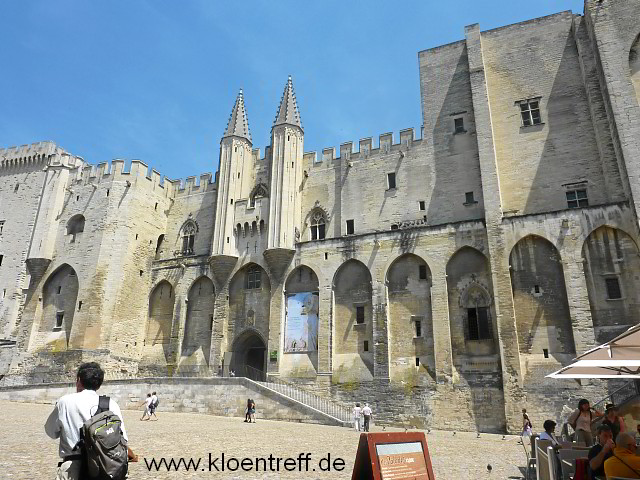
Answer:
xmin=0 ymin=1 xmax=584 ymax=180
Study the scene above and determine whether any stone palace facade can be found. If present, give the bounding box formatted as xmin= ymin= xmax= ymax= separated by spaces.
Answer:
xmin=1 ymin=0 xmax=640 ymax=432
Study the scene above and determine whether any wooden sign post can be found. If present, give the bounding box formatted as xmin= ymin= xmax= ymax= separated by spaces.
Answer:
xmin=351 ymin=432 xmax=435 ymax=479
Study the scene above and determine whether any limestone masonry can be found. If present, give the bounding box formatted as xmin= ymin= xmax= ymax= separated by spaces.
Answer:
xmin=1 ymin=0 xmax=640 ymax=433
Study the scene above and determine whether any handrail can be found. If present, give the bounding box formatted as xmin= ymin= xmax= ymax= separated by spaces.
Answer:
xmin=236 ymin=365 xmax=352 ymax=423
xmin=591 ymin=380 xmax=640 ymax=413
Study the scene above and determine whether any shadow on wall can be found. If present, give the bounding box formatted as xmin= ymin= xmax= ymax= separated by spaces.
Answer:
xmin=427 ymin=44 xmax=483 ymax=226
xmin=522 ymin=30 xmax=609 ymax=215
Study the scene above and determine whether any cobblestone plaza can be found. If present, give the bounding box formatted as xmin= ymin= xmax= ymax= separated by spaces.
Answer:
xmin=1 ymin=401 xmax=525 ymax=479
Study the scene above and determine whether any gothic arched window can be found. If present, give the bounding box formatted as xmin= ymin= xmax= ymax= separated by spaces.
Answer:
xmin=249 ymin=184 xmax=268 ymax=208
xmin=310 ymin=210 xmax=326 ymax=240
xmin=246 ymin=266 xmax=262 ymax=289
xmin=181 ymin=220 xmax=197 ymax=255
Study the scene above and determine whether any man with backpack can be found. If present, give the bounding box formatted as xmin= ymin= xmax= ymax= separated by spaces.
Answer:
xmin=45 ymin=362 xmax=138 ymax=479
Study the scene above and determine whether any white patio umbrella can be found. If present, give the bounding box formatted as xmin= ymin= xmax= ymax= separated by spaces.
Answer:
xmin=547 ymin=324 xmax=640 ymax=379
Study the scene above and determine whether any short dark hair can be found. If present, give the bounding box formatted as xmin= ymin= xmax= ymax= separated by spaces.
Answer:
xmin=152 ymin=391 xmax=156 ymax=395
xmin=578 ymin=398 xmax=590 ymax=409
xmin=543 ymin=419 xmax=556 ymax=432
xmin=76 ymin=362 xmax=104 ymax=391
xmin=597 ymin=424 xmax=612 ymax=434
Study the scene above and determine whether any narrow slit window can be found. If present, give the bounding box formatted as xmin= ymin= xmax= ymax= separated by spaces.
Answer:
xmin=387 ymin=172 xmax=396 ymax=190
xmin=363 ymin=340 xmax=369 ymax=352
xmin=465 ymin=192 xmax=475 ymax=204
xmin=605 ymin=277 xmax=622 ymax=300
xmin=415 ymin=320 xmax=422 ymax=337
xmin=55 ymin=312 xmax=64 ymax=329
xmin=346 ymin=219 xmax=354 ymax=235
xmin=415 ymin=357 xmax=420 ymax=367
xmin=419 ymin=265 xmax=427 ymax=280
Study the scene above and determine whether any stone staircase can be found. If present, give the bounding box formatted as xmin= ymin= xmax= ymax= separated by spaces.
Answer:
xmin=239 ymin=365 xmax=352 ymax=426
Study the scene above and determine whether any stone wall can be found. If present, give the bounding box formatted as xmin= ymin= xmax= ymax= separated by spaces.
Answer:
xmin=0 ymin=377 xmax=345 ymax=425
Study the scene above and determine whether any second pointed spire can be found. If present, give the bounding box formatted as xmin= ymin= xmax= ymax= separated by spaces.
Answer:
xmin=273 ymin=76 xmax=303 ymax=130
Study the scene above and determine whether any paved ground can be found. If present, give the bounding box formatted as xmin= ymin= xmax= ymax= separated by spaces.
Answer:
xmin=1 ymin=400 xmax=527 ymax=479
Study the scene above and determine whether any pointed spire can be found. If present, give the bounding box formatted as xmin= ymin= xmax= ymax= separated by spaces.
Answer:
xmin=223 ymin=89 xmax=252 ymax=143
xmin=273 ymin=75 xmax=303 ymax=131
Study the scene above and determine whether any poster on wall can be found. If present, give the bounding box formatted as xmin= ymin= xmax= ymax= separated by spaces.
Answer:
xmin=285 ymin=292 xmax=319 ymax=353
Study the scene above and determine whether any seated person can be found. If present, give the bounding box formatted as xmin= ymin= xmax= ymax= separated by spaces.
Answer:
xmin=539 ymin=419 xmax=561 ymax=448
xmin=588 ymin=424 xmax=614 ymax=480
xmin=604 ymin=432 xmax=640 ymax=479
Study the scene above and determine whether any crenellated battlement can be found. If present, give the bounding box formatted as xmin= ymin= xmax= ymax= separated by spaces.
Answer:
xmin=305 ymin=127 xmax=422 ymax=168
xmin=0 ymin=141 xmax=69 ymax=170
xmin=71 ymin=158 xmax=216 ymax=198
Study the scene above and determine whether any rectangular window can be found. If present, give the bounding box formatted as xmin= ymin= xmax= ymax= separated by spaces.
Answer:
xmin=55 ymin=312 xmax=64 ymax=329
xmin=415 ymin=357 xmax=420 ymax=367
xmin=519 ymin=100 xmax=542 ymax=127
xmin=356 ymin=306 xmax=365 ymax=324
xmin=419 ymin=201 xmax=425 ymax=211
xmin=363 ymin=340 xmax=369 ymax=352
xmin=566 ymin=189 xmax=588 ymax=209
xmin=387 ymin=172 xmax=396 ymax=190
xmin=465 ymin=192 xmax=475 ymax=204
xmin=605 ymin=277 xmax=622 ymax=300
xmin=415 ymin=320 xmax=422 ymax=337
xmin=419 ymin=265 xmax=427 ymax=280
xmin=467 ymin=307 xmax=491 ymax=340
xmin=454 ymin=117 xmax=465 ymax=133
xmin=346 ymin=219 xmax=354 ymax=235
xmin=0 ymin=221 xmax=4 ymax=235
xmin=246 ymin=268 xmax=262 ymax=289
xmin=0 ymin=255 xmax=3 ymax=266
xmin=57 ymin=286 xmax=62 ymax=294
xmin=78 ymin=301 xmax=82 ymax=311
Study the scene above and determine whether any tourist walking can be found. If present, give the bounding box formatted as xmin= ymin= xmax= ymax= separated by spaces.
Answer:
xmin=244 ymin=398 xmax=252 ymax=423
xmin=250 ymin=399 xmax=256 ymax=423
xmin=362 ymin=403 xmax=373 ymax=432
xmin=353 ymin=403 xmax=362 ymax=432
xmin=602 ymin=403 xmax=625 ymax=440
xmin=568 ymin=398 xmax=603 ymax=446
xmin=149 ymin=391 xmax=159 ymax=420
xmin=44 ymin=362 xmax=138 ymax=480
xmin=522 ymin=408 xmax=533 ymax=437
xmin=140 ymin=393 xmax=153 ymax=421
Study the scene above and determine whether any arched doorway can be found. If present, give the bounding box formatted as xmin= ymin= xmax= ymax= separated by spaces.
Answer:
xmin=146 ymin=280 xmax=175 ymax=364
xmin=230 ymin=330 xmax=267 ymax=379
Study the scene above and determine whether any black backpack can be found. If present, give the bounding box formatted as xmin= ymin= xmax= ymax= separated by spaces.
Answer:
xmin=77 ymin=395 xmax=128 ymax=480
xmin=153 ymin=397 xmax=159 ymax=409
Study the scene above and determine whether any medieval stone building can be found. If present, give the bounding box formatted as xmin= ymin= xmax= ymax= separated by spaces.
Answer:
xmin=1 ymin=0 xmax=640 ymax=432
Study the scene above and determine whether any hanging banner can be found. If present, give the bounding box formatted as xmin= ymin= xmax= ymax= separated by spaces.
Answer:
xmin=284 ymin=292 xmax=319 ymax=353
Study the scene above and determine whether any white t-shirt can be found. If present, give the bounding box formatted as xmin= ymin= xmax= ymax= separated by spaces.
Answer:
xmin=353 ymin=406 xmax=362 ymax=418
xmin=539 ymin=431 xmax=559 ymax=446
xmin=44 ymin=389 xmax=128 ymax=458
xmin=362 ymin=406 xmax=372 ymax=416
xmin=151 ymin=394 xmax=158 ymax=406
xmin=145 ymin=397 xmax=153 ymax=408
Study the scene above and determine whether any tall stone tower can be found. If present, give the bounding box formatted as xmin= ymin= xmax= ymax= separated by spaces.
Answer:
xmin=211 ymin=90 xmax=252 ymax=281
xmin=266 ymin=76 xmax=304 ymax=255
